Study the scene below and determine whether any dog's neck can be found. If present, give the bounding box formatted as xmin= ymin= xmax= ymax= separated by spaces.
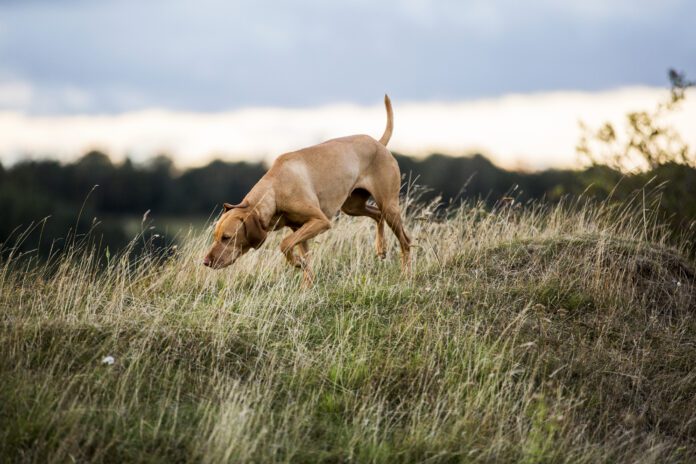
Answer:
xmin=243 ymin=180 xmax=276 ymax=229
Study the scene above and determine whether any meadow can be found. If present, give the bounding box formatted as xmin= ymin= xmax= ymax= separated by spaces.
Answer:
xmin=1 ymin=193 xmax=695 ymax=463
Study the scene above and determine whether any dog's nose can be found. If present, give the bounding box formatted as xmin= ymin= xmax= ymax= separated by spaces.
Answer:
xmin=203 ymin=256 xmax=212 ymax=267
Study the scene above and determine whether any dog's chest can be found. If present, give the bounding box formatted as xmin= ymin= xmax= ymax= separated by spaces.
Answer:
xmin=269 ymin=214 xmax=303 ymax=231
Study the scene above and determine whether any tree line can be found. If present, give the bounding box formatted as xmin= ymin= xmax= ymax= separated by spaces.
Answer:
xmin=2 ymin=149 xmax=695 ymax=257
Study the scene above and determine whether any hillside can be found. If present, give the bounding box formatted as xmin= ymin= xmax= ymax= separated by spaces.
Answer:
xmin=1 ymin=198 xmax=695 ymax=463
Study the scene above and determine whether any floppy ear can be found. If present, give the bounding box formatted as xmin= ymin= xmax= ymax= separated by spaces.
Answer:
xmin=223 ymin=201 xmax=249 ymax=212
xmin=243 ymin=212 xmax=268 ymax=248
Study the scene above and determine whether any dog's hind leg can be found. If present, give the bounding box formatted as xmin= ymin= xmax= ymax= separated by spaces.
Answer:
xmin=341 ymin=189 xmax=385 ymax=259
xmin=382 ymin=202 xmax=411 ymax=271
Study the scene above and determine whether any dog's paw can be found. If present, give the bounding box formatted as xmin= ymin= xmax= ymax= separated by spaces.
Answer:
xmin=289 ymin=254 xmax=307 ymax=269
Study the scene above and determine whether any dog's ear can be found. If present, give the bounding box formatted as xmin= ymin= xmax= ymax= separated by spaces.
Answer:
xmin=223 ymin=201 xmax=249 ymax=212
xmin=243 ymin=212 xmax=267 ymax=248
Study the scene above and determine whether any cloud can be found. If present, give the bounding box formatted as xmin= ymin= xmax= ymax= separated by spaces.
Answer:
xmin=0 ymin=0 xmax=694 ymax=114
xmin=1 ymin=87 xmax=694 ymax=170
xmin=0 ymin=79 xmax=33 ymax=109
xmin=537 ymin=0 xmax=686 ymax=20
xmin=0 ymin=78 xmax=95 ymax=113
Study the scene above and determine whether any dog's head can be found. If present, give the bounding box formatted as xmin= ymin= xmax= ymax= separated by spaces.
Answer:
xmin=203 ymin=201 xmax=267 ymax=269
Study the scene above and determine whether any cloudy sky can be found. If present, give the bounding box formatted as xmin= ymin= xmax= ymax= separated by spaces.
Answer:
xmin=0 ymin=0 xmax=694 ymax=168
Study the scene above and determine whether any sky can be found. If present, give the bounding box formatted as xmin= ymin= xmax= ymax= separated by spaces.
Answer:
xmin=0 ymin=0 xmax=695 ymax=168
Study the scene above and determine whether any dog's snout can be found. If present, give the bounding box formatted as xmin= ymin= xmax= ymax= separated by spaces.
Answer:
xmin=202 ymin=256 xmax=212 ymax=267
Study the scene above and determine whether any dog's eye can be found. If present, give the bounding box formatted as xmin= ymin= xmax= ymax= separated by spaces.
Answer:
xmin=222 ymin=234 xmax=231 ymax=241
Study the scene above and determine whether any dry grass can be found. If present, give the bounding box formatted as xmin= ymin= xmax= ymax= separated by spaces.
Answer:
xmin=1 ymin=195 xmax=695 ymax=463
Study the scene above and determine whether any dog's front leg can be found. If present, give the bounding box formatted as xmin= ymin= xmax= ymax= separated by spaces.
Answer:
xmin=282 ymin=242 xmax=313 ymax=287
xmin=294 ymin=242 xmax=314 ymax=287
xmin=284 ymin=242 xmax=314 ymax=286
xmin=296 ymin=244 xmax=314 ymax=288
xmin=284 ymin=241 xmax=308 ymax=268
xmin=280 ymin=214 xmax=330 ymax=287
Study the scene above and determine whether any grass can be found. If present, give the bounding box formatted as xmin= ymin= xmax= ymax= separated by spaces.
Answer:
xmin=1 ymin=196 xmax=695 ymax=463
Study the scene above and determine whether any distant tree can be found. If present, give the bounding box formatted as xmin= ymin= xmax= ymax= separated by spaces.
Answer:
xmin=577 ymin=69 xmax=695 ymax=171
xmin=146 ymin=154 xmax=176 ymax=175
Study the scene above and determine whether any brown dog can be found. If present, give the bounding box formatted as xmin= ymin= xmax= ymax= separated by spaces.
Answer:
xmin=203 ymin=95 xmax=410 ymax=286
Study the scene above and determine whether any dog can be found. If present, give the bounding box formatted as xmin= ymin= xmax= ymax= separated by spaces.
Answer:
xmin=202 ymin=95 xmax=411 ymax=286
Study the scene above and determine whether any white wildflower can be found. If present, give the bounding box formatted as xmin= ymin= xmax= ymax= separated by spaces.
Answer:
xmin=101 ymin=355 xmax=115 ymax=365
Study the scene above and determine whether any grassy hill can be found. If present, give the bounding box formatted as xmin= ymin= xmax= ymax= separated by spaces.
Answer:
xmin=1 ymin=197 xmax=695 ymax=463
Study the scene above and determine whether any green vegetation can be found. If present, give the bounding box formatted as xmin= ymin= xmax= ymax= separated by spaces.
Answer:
xmin=1 ymin=69 xmax=695 ymax=462
xmin=1 ymin=197 xmax=695 ymax=462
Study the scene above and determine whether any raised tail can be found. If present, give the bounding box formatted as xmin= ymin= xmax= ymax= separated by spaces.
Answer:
xmin=379 ymin=94 xmax=393 ymax=146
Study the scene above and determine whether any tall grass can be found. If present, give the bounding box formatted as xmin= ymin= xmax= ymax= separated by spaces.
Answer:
xmin=1 ymin=194 xmax=695 ymax=463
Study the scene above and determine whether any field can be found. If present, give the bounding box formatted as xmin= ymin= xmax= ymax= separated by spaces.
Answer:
xmin=1 ymin=196 xmax=695 ymax=463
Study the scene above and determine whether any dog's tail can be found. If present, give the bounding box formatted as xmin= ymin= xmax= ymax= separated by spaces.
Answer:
xmin=379 ymin=94 xmax=393 ymax=146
